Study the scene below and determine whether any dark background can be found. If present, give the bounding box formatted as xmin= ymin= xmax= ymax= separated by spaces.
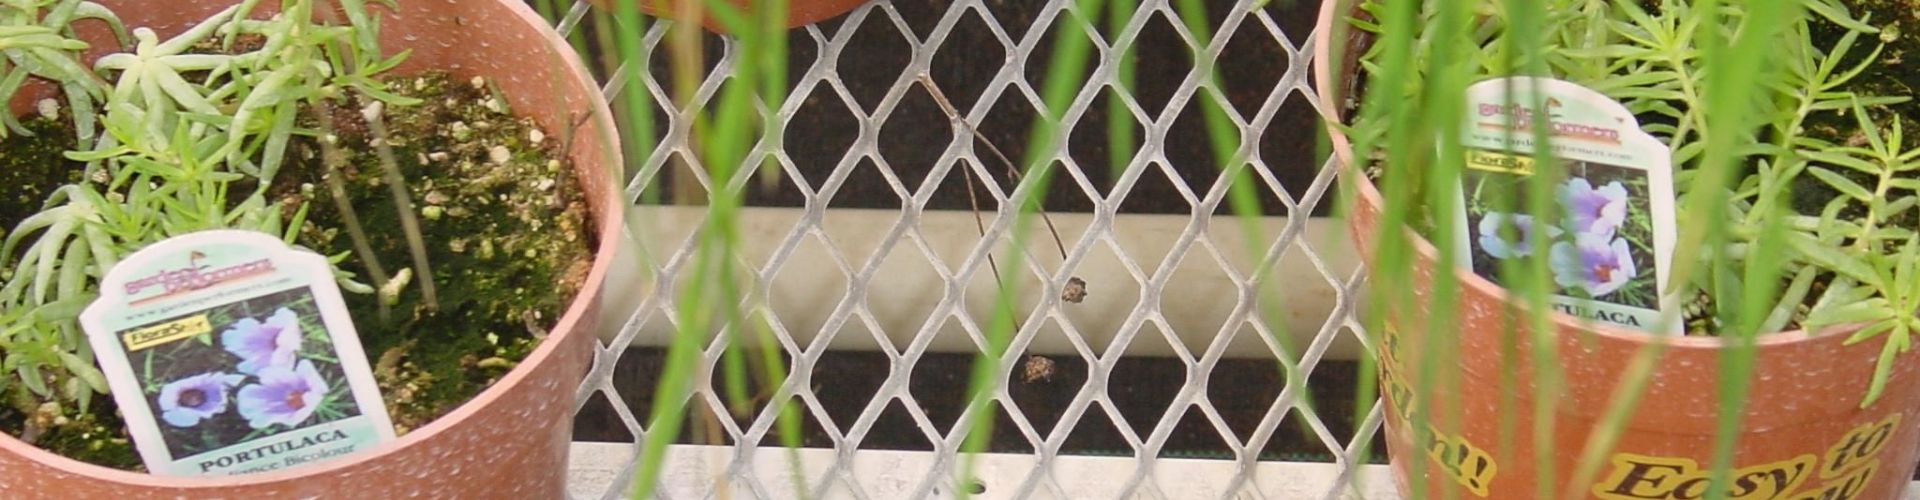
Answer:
xmin=555 ymin=0 xmax=1330 ymax=216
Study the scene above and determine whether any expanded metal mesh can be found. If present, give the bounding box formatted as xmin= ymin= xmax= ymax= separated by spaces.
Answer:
xmin=557 ymin=0 xmax=1381 ymax=498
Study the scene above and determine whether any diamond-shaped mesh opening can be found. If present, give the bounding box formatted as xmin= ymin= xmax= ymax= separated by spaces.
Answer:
xmin=928 ymin=10 xmax=1007 ymax=113
xmin=1256 ymin=93 xmax=1334 ymax=214
xmin=1218 ymin=20 xmax=1288 ymax=119
xmin=806 ymin=347 xmax=886 ymax=431
xmin=979 ymin=0 xmax=1043 ymax=42
xmin=767 ymin=235 xmax=849 ymax=343
xmin=888 ymin=0 xmax=945 ymax=41
xmin=1059 ymin=403 xmax=1134 ymax=456
xmin=1156 ymin=404 xmax=1233 ymax=459
xmin=877 ymin=86 xmax=954 ymax=196
xmin=981 ymin=401 xmax=1042 ymax=455
xmin=1069 ymin=86 xmax=1149 ymax=189
xmin=970 ymin=90 xmax=1044 ymax=193
xmin=1009 ymin=335 xmax=1088 ymax=438
xmin=1113 ymin=160 xmax=1194 ymax=214
xmin=1064 ymin=240 xmax=1142 ymax=356
xmin=1205 ymin=324 xmax=1282 ymax=439
xmin=1162 ymin=243 xmax=1236 ymax=350
xmin=858 ymin=397 xmax=937 ymax=451
xmin=1164 ymin=89 xmax=1248 ymax=200
xmin=907 ymin=315 xmax=975 ymax=436
xmin=864 ymin=243 xmax=945 ymax=353
xmin=1020 ymin=11 xmax=1100 ymax=114
xmin=705 ymin=347 xmax=798 ymax=429
xmin=569 ymin=0 xmax=1378 ymax=497
xmin=1105 ymin=320 xmax=1185 ymax=437
xmin=643 ymin=29 xmax=727 ymax=103
xmin=1128 ymin=13 xmax=1192 ymax=120
xmin=1205 ymin=162 xmax=1301 ymax=218
xmin=1257 ymin=408 xmax=1331 ymax=461
xmin=573 ymin=389 xmax=638 ymax=443
xmin=784 ymin=86 xmax=862 ymax=181
xmin=837 ymin=12 xmax=914 ymax=112
xmin=778 ymin=396 xmax=837 ymax=448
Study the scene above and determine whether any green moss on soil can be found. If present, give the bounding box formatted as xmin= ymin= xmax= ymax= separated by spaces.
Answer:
xmin=279 ymin=72 xmax=593 ymax=434
xmin=0 ymin=114 xmax=86 ymax=224
xmin=0 ymin=72 xmax=592 ymax=468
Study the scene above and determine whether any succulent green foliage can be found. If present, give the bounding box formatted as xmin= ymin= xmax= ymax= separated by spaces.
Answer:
xmin=1348 ymin=0 xmax=1920 ymax=406
xmin=0 ymin=0 xmax=126 ymax=150
xmin=0 ymin=0 xmax=412 ymax=420
xmin=91 ymin=9 xmax=251 ymax=154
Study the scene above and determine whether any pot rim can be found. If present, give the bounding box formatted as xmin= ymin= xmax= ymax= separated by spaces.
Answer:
xmin=1309 ymin=0 xmax=1844 ymax=350
xmin=0 ymin=0 xmax=625 ymax=485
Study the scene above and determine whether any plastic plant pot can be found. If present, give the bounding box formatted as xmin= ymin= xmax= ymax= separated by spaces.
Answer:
xmin=0 ymin=0 xmax=621 ymax=497
xmin=1312 ymin=2 xmax=1920 ymax=499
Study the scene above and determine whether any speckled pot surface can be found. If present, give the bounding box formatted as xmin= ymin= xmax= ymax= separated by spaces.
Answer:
xmin=1313 ymin=2 xmax=1920 ymax=499
xmin=589 ymin=0 xmax=868 ymax=32
xmin=1 ymin=0 xmax=620 ymax=497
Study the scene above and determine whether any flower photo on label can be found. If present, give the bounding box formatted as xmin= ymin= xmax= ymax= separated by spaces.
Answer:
xmin=1478 ymin=212 xmax=1564 ymax=259
xmin=1463 ymin=156 xmax=1659 ymax=309
xmin=1551 ymin=232 xmax=1638 ymax=297
xmin=156 ymin=372 xmax=244 ymax=428
xmin=124 ymin=288 xmax=361 ymax=458
xmin=1559 ymin=177 xmax=1630 ymax=238
xmin=237 ymin=360 xmax=330 ymax=429
xmin=221 ymin=307 xmax=302 ymax=375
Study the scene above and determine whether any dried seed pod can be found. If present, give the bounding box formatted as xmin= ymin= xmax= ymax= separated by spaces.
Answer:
xmin=1021 ymin=355 xmax=1056 ymax=384
xmin=1061 ymin=277 xmax=1088 ymax=303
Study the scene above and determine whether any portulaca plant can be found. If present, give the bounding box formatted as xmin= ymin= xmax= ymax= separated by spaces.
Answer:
xmin=0 ymin=0 xmax=416 ymax=434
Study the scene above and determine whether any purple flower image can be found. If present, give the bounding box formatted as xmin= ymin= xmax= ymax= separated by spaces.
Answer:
xmin=1550 ymin=232 xmax=1637 ymax=297
xmin=157 ymin=372 xmax=245 ymax=427
xmin=1558 ymin=178 xmax=1629 ymax=238
xmin=1477 ymin=212 xmax=1563 ymax=259
xmin=236 ymin=360 xmax=329 ymax=429
xmin=221 ymin=307 xmax=302 ymax=375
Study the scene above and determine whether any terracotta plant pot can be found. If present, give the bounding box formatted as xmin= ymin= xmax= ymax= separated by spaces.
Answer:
xmin=1313 ymin=2 xmax=1920 ymax=499
xmin=591 ymin=0 xmax=868 ymax=32
xmin=0 ymin=0 xmax=621 ymax=497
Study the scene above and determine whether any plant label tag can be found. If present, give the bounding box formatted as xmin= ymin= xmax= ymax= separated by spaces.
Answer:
xmin=1450 ymin=77 xmax=1682 ymax=335
xmin=79 ymin=230 xmax=394 ymax=476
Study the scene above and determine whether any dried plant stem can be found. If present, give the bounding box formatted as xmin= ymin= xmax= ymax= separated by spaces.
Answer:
xmin=918 ymin=75 xmax=1070 ymax=262
xmin=960 ymin=151 xmax=1005 ymax=293
xmin=361 ymin=102 xmax=439 ymax=310
xmin=312 ymin=103 xmax=392 ymax=322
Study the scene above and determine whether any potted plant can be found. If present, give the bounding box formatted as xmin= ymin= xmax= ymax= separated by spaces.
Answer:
xmin=0 ymin=0 xmax=622 ymax=496
xmin=1317 ymin=0 xmax=1920 ymax=498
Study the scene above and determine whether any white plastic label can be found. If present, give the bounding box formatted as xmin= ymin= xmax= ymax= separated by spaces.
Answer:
xmin=1451 ymin=77 xmax=1682 ymax=335
xmin=80 ymin=230 xmax=394 ymax=476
